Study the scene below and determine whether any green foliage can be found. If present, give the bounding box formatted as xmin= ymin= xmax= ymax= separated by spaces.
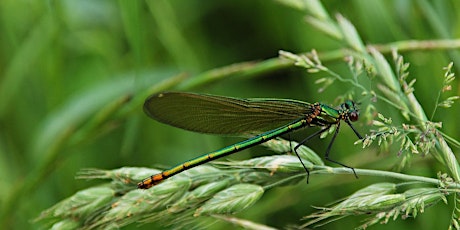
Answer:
xmin=1 ymin=0 xmax=460 ymax=229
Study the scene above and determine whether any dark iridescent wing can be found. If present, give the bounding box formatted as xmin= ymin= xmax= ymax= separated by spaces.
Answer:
xmin=143 ymin=92 xmax=314 ymax=135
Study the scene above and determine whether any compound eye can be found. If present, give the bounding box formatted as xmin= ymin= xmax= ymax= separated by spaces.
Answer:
xmin=349 ymin=112 xmax=359 ymax=122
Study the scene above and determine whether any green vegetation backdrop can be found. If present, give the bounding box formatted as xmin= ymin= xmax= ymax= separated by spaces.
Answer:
xmin=1 ymin=0 xmax=459 ymax=229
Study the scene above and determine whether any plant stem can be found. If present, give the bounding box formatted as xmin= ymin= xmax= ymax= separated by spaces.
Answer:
xmin=312 ymin=166 xmax=452 ymax=188
xmin=178 ymin=39 xmax=460 ymax=90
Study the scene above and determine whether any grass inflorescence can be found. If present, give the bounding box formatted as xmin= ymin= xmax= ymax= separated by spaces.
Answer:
xmin=32 ymin=1 xmax=460 ymax=229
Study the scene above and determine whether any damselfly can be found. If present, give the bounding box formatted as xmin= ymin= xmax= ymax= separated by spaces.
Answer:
xmin=138 ymin=92 xmax=363 ymax=189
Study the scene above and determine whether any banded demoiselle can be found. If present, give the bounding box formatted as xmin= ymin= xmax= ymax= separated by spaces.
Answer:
xmin=138 ymin=92 xmax=363 ymax=189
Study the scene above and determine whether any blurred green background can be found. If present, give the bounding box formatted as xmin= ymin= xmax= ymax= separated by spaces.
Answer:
xmin=0 ymin=0 xmax=459 ymax=229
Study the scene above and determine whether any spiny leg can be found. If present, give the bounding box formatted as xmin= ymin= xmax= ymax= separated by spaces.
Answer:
xmin=345 ymin=119 xmax=363 ymax=139
xmin=293 ymin=126 xmax=331 ymax=183
xmin=324 ymin=122 xmax=358 ymax=178
xmin=288 ymin=133 xmax=310 ymax=183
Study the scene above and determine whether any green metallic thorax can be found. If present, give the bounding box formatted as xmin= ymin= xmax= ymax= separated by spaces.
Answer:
xmin=318 ymin=103 xmax=340 ymax=122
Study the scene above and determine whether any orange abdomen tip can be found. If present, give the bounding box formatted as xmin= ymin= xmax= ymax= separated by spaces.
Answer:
xmin=137 ymin=173 xmax=165 ymax=189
